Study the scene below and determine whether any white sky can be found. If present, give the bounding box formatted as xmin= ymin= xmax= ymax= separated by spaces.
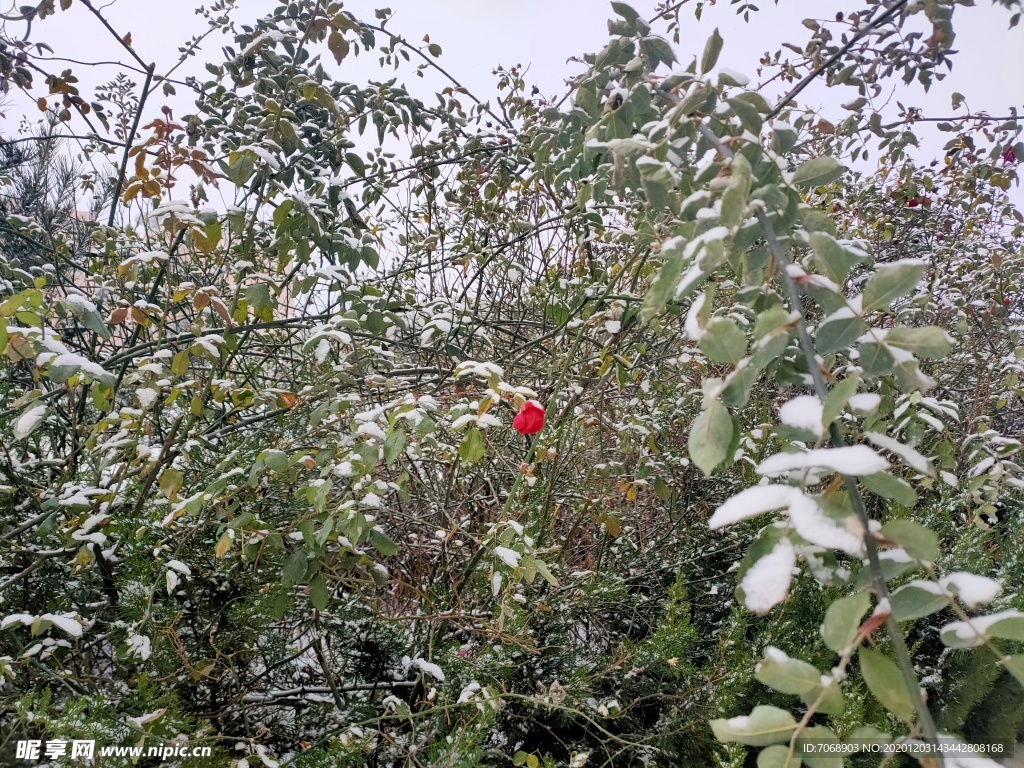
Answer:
xmin=7 ymin=0 xmax=1024 ymax=176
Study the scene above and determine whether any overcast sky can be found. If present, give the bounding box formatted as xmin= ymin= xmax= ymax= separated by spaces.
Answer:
xmin=9 ymin=0 xmax=1024 ymax=173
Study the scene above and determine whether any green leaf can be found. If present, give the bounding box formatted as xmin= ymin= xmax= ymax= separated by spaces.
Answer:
xmin=862 ymin=262 xmax=926 ymax=311
xmin=75 ymin=306 xmax=112 ymax=339
xmin=821 ymin=591 xmax=871 ymax=653
xmin=368 ymin=528 xmax=398 ymax=557
xmin=282 ymin=550 xmax=308 ymax=587
xmin=861 ymin=472 xmax=917 ymax=507
xmin=822 ymin=376 xmax=860 ymax=427
xmin=890 ymin=582 xmax=948 ymax=621
xmin=808 ymin=232 xmax=863 ymax=284
xmin=879 ymin=519 xmax=939 ymax=562
xmin=755 ymin=648 xmax=844 ymax=715
xmin=700 ymin=317 xmax=746 ymax=364
xmin=641 ymin=248 xmax=685 ymax=322
xmin=688 ymin=398 xmax=735 ymax=475
xmin=309 ymin=572 xmax=330 ymax=611
xmin=858 ymin=341 xmax=895 ymax=375
xmin=642 ymin=36 xmax=676 ymax=68
xmin=756 ymin=649 xmax=821 ymax=696
xmin=728 ymin=96 xmax=763 ymax=135
xmin=700 ymin=27 xmax=723 ymax=73
xmin=262 ymin=449 xmax=289 ymax=473
xmin=710 ymin=705 xmax=797 ymax=746
xmin=886 ymin=326 xmax=951 ymax=359
xmin=610 ymin=1 xmax=640 ymax=23
xmin=816 ymin=315 xmax=866 ymax=355
xmin=158 ymin=468 xmax=184 ymax=501
xmin=941 ymin=613 xmax=1024 ymax=648
xmin=791 ymin=156 xmax=844 ymax=188
xmin=757 ymin=746 xmax=800 ymax=768
xmin=244 ymin=283 xmax=274 ymax=312
xmin=720 ymin=154 xmax=752 ymax=227
xmin=383 ymin=428 xmax=407 ymax=466
xmin=459 ymin=429 xmax=486 ymax=464
xmin=859 ymin=648 xmax=917 ymax=722
xmin=796 ymin=726 xmax=843 ymax=768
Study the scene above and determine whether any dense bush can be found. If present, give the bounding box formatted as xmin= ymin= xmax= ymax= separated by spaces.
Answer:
xmin=1 ymin=1 xmax=1022 ymax=765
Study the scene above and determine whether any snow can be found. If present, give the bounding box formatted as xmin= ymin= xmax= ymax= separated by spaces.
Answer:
xmin=127 ymin=633 xmax=152 ymax=660
xmin=847 ymin=393 xmax=881 ymax=414
xmin=357 ymin=422 xmax=386 ymax=441
xmin=40 ymin=613 xmax=83 ymax=637
xmin=786 ymin=494 xmax=865 ymax=555
xmin=1 ymin=613 xmax=35 ymax=630
xmin=778 ymin=395 xmax=824 ymax=437
xmin=454 ymin=360 xmax=505 ymax=380
xmin=757 ymin=445 xmax=888 ymax=477
xmin=14 ymin=403 xmax=47 ymax=440
xmin=494 ymin=546 xmax=521 ymax=568
xmin=450 ymin=414 xmax=477 ymax=431
xmin=684 ymin=293 xmax=707 ymax=340
xmin=708 ymin=485 xmax=800 ymax=529
xmin=166 ymin=560 xmax=192 ymax=576
xmin=740 ymin=537 xmax=796 ymax=614
xmin=941 ymin=610 xmax=1024 ymax=648
xmin=136 ymin=388 xmax=159 ymax=408
xmin=719 ymin=68 xmax=751 ymax=86
xmin=939 ymin=572 xmax=1001 ymax=608
xmin=710 ymin=485 xmax=864 ymax=555
xmin=236 ymin=144 xmax=282 ymax=170
xmin=64 ymin=292 xmax=98 ymax=313
xmin=864 ymin=432 xmax=934 ymax=476
xmin=50 ymin=353 xmax=111 ymax=381
xmin=410 ymin=658 xmax=445 ymax=682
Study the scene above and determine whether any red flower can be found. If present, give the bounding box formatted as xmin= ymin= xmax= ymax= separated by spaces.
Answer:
xmin=1003 ymin=145 xmax=1017 ymax=164
xmin=512 ymin=400 xmax=545 ymax=436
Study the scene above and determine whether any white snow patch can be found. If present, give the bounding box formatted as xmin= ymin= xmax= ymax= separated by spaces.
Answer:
xmin=740 ymin=537 xmax=796 ymax=614
xmin=779 ymin=395 xmax=823 ymax=437
xmin=757 ymin=445 xmax=888 ymax=477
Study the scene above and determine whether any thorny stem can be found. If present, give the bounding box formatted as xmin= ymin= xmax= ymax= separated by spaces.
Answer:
xmin=696 ymin=121 xmax=942 ymax=760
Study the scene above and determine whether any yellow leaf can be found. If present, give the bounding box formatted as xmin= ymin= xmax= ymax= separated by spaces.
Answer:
xmin=215 ymin=533 xmax=232 ymax=559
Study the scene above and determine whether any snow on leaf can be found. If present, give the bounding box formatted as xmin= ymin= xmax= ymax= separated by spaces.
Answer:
xmin=864 ymin=432 xmax=934 ymax=476
xmin=39 ymin=613 xmax=83 ymax=637
xmin=786 ymin=494 xmax=865 ymax=556
xmin=939 ymin=572 xmax=1001 ymax=608
xmin=166 ymin=560 xmax=192 ymax=577
xmin=848 ymin=393 xmax=881 ymax=414
xmin=757 ymin=445 xmax=888 ymax=477
xmin=708 ymin=485 xmax=801 ymax=529
xmin=13 ymin=403 xmax=47 ymax=440
xmin=411 ymin=658 xmax=445 ymax=682
xmin=778 ymin=395 xmax=823 ymax=437
xmin=493 ymin=546 xmax=521 ymax=568
xmin=740 ymin=538 xmax=796 ymax=615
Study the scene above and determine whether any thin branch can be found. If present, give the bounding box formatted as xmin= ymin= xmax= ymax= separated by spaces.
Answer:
xmin=107 ymin=62 xmax=154 ymax=227
xmin=767 ymin=0 xmax=910 ymax=120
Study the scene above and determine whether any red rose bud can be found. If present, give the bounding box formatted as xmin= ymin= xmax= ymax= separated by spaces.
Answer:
xmin=1003 ymin=146 xmax=1017 ymax=164
xmin=512 ymin=400 xmax=545 ymax=436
